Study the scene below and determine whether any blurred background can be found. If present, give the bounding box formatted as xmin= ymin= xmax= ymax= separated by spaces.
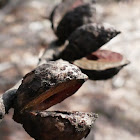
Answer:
xmin=0 ymin=0 xmax=140 ymax=140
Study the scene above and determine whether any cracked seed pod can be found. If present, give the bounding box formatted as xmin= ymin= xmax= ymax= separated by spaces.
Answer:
xmin=50 ymin=0 xmax=95 ymax=33
xmin=56 ymin=3 xmax=96 ymax=42
xmin=16 ymin=111 xmax=98 ymax=140
xmin=14 ymin=61 xmax=88 ymax=113
xmin=55 ymin=23 xmax=120 ymax=61
xmin=74 ymin=50 xmax=130 ymax=80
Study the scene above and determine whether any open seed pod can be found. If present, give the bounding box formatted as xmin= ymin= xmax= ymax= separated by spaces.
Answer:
xmin=50 ymin=0 xmax=95 ymax=33
xmin=17 ymin=111 xmax=98 ymax=140
xmin=74 ymin=49 xmax=130 ymax=80
xmin=14 ymin=61 xmax=88 ymax=114
xmin=56 ymin=3 xmax=96 ymax=42
xmin=55 ymin=23 xmax=120 ymax=61
xmin=12 ymin=61 xmax=99 ymax=140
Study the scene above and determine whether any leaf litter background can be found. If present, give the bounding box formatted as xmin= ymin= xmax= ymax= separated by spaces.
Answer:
xmin=0 ymin=0 xmax=140 ymax=140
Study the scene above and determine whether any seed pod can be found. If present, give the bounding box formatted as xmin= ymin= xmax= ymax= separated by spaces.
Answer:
xmin=14 ymin=61 xmax=88 ymax=113
xmin=55 ymin=23 xmax=120 ymax=61
xmin=56 ymin=4 xmax=96 ymax=42
xmin=16 ymin=111 xmax=98 ymax=140
xmin=50 ymin=0 xmax=95 ymax=33
xmin=74 ymin=50 xmax=130 ymax=80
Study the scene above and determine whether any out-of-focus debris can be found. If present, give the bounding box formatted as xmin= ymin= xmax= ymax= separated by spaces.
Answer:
xmin=0 ymin=62 xmax=13 ymax=72
xmin=0 ymin=0 xmax=9 ymax=8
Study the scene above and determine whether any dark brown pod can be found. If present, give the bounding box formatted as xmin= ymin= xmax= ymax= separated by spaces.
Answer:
xmin=74 ymin=50 xmax=130 ymax=80
xmin=50 ymin=0 xmax=95 ymax=33
xmin=55 ymin=23 xmax=121 ymax=61
xmin=50 ymin=0 xmax=83 ymax=32
xmin=56 ymin=3 xmax=96 ymax=42
xmin=16 ymin=111 xmax=98 ymax=140
xmin=14 ymin=61 xmax=88 ymax=113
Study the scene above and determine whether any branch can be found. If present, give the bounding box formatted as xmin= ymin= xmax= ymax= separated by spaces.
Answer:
xmin=0 ymin=80 xmax=21 ymax=120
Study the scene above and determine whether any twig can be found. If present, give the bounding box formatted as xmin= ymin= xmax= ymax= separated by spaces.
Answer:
xmin=0 ymin=80 xmax=21 ymax=121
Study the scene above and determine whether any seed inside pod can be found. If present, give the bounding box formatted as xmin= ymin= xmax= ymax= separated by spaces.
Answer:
xmin=55 ymin=23 xmax=121 ymax=61
xmin=73 ymin=50 xmax=130 ymax=80
xmin=14 ymin=61 xmax=88 ymax=112
xmin=16 ymin=111 xmax=98 ymax=140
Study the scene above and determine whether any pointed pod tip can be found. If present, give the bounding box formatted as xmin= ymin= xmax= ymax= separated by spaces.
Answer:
xmin=100 ymin=23 xmax=121 ymax=37
xmin=126 ymin=60 xmax=131 ymax=65
xmin=117 ymin=31 xmax=121 ymax=35
xmin=80 ymin=73 xmax=89 ymax=81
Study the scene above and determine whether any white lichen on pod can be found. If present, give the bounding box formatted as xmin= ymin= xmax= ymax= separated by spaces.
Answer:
xmin=36 ymin=111 xmax=98 ymax=131
xmin=34 ymin=60 xmax=88 ymax=88
xmin=15 ymin=60 xmax=88 ymax=112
